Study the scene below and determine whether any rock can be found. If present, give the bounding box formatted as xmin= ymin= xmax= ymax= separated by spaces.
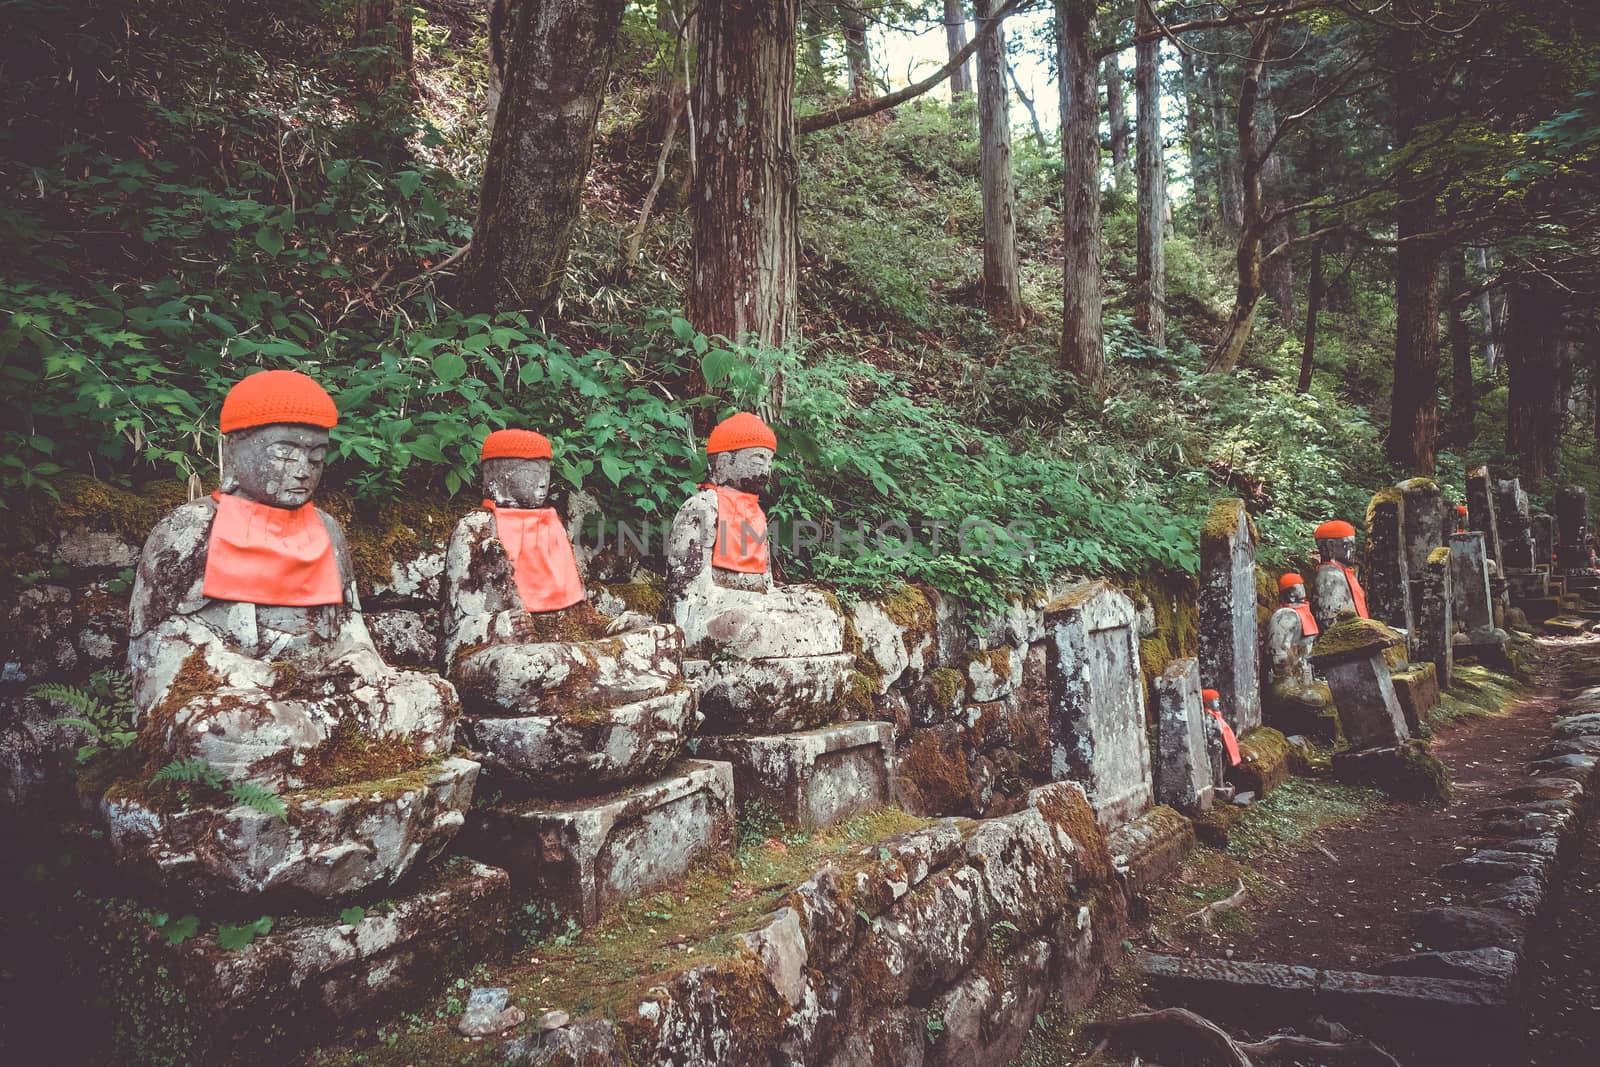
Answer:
xmin=851 ymin=598 xmax=913 ymax=693
xmin=697 ymin=722 xmax=894 ymax=831
xmin=458 ymin=987 xmax=526 ymax=1037
xmin=372 ymin=546 xmax=444 ymax=602
xmin=1106 ymin=805 xmax=1195 ymax=896
xmin=685 ymin=652 xmax=855 ymax=735
xmin=1198 ymin=499 xmax=1263 ymax=733
xmin=536 ymin=1010 xmax=570 ymax=1031
xmin=736 ymin=908 xmax=809 ymax=1008
xmin=1232 ymin=791 xmax=1256 ymax=806
xmin=1154 ymin=658 xmax=1214 ymax=813
xmin=1374 ymin=947 xmax=1520 ymax=987
xmin=500 ymin=1017 xmax=620 ymax=1065
xmin=1410 ymin=906 xmax=1528 ymax=951
xmin=2 ymin=584 xmax=77 ymax=681
xmin=54 ymin=526 xmax=140 ymax=570
xmin=1470 ymin=875 xmax=1546 ymax=917
xmin=365 ymin=608 xmax=439 ymax=668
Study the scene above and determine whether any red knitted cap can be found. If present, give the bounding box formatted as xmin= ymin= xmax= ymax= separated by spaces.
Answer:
xmin=219 ymin=370 xmax=338 ymax=434
xmin=1315 ymin=519 xmax=1356 ymax=539
xmin=481 ymin=429 xmax=553 ymax=461
xmin=707 ymin=412 xmax=777 ymax=455
xmin=1456 ymin=504 xmax=1469 ymax=514
xmin=1279 ymin=573 xmax=1306 ymax=591
xmin=1202 ymin=689 xmax=1221 ymax=703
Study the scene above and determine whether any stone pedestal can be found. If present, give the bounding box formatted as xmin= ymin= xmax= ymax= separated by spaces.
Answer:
xmin=459 ymin=760 xmax=735 ymax=925
xmin=1466 ymin=467 xmax=1503 ymax=567
xmin=684 ymin=653 xmax=856 ymax=734
xmin=1045 ymin=581 xmax=1154 ymax=830
xmin=1399 ymin=479 xmax=1448 ymax=580
xmin=1391 ymin=662 xmax=1441 ymax=735
xmin=696 ymin=722 xmax=894 ymax=831
xmin=1154 ymin=658 xmax=1212 ymax=813
xmin=1198 ymin=499 xmax=1261 ymax=733
xmin=1506 ymin=569 xmax=1550 ymax=601
xmin=76 ymin=858 xmax=509 ymax=1064
xmin=1365 ymin=488 xmax=1414 ymax=635
xmin=1412 ymin=548 xmax=1454 ymax=689
xmin=1311 ymin=618 xmax=1410 ymax=750
xmin=1450 ymin=532 xmax=1507 ymax=649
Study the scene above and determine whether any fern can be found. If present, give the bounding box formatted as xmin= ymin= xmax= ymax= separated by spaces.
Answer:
xmin=152 ymin=758 xmax=288 ymax=822
xmin=30 ymin=670 xmax=139 ymax=763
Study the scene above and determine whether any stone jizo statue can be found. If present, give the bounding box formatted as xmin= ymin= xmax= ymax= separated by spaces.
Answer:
xmin=666 ymin=413 xmax=851 ymax=732
xmin=1264 ymin=572 xmax=1333 ymax=717
xmin=1312 ymin=519 xmax=1370 ymax=633
xmin=442 ymin=429 xmax=693 ymax=793
xmin=1200 ymin=687 xmax=1241 ymax=789
xmin=116 ymin=369 xmax=473 ymax=899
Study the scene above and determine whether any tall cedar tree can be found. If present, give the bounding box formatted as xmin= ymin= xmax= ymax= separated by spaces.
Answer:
xmin=975 ymin=0 xmax=1021 ymax=321
xmin=1058 ymin=0 xmax=1103 ymax=393
xmin=1133 ymin=0 xmax=1165 ymax=346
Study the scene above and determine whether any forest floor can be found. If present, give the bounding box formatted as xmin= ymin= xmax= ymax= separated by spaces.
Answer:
xmin=1016 ymin=636 xmax=1600 ymax=1065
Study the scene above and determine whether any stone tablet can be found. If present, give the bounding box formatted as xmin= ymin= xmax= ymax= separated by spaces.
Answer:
xmin=1365 ymin=487 xmax=1413 ymax=633
xmin=1465 ymin=467 xmax=1503 ymax=566
xmin=1555 ymin=486 xmax=1590 ymax=573
xmin=1496 ymin=479 xmax=1536 ymax=571
xmin=1399 ymin=478 xmax=1448 ymax=579
xmin=1198 ymin=499 xmax=1261 ymax=733
xmin=1154 ymin=658 xmax=1212 ymax=812
xmin=1045 ymin=581 xmax=1153 ymax=830
xmin=1532 ymin=512 xmax=1555 ymax=568
xmin=1412 ymin=547 xmax=1455 ymax=688
xmin=1450 ymin=532 xmax=1506 ymax=645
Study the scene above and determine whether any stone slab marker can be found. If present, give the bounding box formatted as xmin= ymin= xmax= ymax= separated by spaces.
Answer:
xmin=1154 ymin=658 xmax=1212 ymax=813
xmin=697 ymin=722 xmax=895 ymax=831
xmin=1465 ymin=466 xmax=1503 ymax=566
xmin=1450 ymin=532 xmax=1504 ymax=645
xmin=1045 ymin=581 xmax=1154 ymax=831
xmin=1399 ymin=478 xmax=1448 ymax=580
xmin=1532 ymin=512 xmax=1555 ymax=568
xmin=1555 ymin=486 xmax=1590 ymax=573
xmin=1198 ymin=499 xmax=1261 ymax=734
xmin=1364 ymin=488 xmax=1413 ymax=635
xmin=1310 ymin=618 xmax=1410 ymax=750
xmin=1411 ymin=548 xmax=1454 ymax=688
xmin=1496 ymin=478 xmax=1536 ymax=571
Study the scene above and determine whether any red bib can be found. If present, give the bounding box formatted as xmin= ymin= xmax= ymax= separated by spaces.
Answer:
xmin=1291 ymin=602 xmax=1320 ymax=638
xmin=704 ymin=485 xmax=769 ymax=574
xmin=1206 ymin=707 xmax=1242 ymax=766
xmin=485 ymin=501 xmax=585 ymax=613
xmin=1334 ymin=561 xmax=1369 ymax=618
xmin=202 ymin=492 xmax=343 ymax=606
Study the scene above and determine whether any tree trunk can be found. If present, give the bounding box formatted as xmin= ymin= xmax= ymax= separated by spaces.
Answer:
xmin=799 ymin=2 xmax=826 ymax=93
xmin=1205 ymin=38 xmax=1243 ymax=235
xmin=689 ymin=0 xmax=800 ymax=347
xmin=840 ymin=1 xmax=871 ymax=100
xmin=1297 ymin=231 xmax=1322 ymax=393
xmin=944 ymin=0 xmax=973 ymax=98
xmin=354 ymin=2 xmax=413 ymax=95
xmin=1180 ymin=46 xmax=1210 ymax=227
xmin=975 ymin=0 xmax=1021 ymax=321
xmin=1385 ymin=26 xmax=1443 ymax=474
xmin=1506 ymin=278 xmax=1565 ymax=486
xmin=1133 ymin=0 xmax=1165 ymax=347
xmin=1105 ymin=53 xmax=1130 ymax=193
xmin=648 ymin=3 xmax=687 ymax=148
xmin=1058 ymin=0 xmax=1103 ymax=395
xmin=1447 ymin=250 xmax=1475 ymax=446
xmin=1256 ymin=82 xmax=1296 ymax=328
xmin=461 ymin=0 xmax=627 ymax=317
xmin=1472 ymin=246 xmax=1502 ymax=373
xmin=1006 ymin=57 xmax=1048 ymax=153
xmin=1206 ymin=17 xmax=1278 ymax=373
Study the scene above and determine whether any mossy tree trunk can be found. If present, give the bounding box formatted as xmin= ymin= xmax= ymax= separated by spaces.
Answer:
xmin=689 ymin=0 xmax=800 ymax=348
xmin=1205 ymin=36 xmax=1244 ymax=234
xmin=1058 ymin=0 xmax=1103 ymax=395
xmin=1257 ymin=78 xmax=1296 ymax=328
xmin=1506 ymin=276 xmax=1567 ymax=486
xmin=461 ymin=0 xmax=627 ymax=317
xmin=975 ymin=0 xmax=1021 ymax=322
xmin=840 ymin=1 xmax=871 ymax=100
xmin=1133 ymin=0 xmax=1165 ymax=347
xmin=944 ymin=0 xmax=973 ymax=97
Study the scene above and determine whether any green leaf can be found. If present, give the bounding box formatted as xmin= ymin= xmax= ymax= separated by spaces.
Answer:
xmin=432 ymin=352 xmax=468 ymax=383
xmin=339 ymin=906 xmax=366 ymax=926
xmin=699 ymin=348 xmax=736 ymax=387
xmin=216 ymin=915 xmax=273 ymax=951
xmin=162 ymin=914 xmax=200 ymax=945
xmin=600 ymin=455 xmax=625 ymax=486
xmin=254 ymin=227 xmax=284 ymax=255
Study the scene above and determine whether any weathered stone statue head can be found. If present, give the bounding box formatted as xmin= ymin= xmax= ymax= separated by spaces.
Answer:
xmin=479 ymin=429 xmax=554 ymax=509
xmin=218 ymin=370 xmax=338 ymax=507
xmin=705 ymin=412 xmax=777 ymax=495
xmin=1455 ymin=504 xmax=1468 ymax=534
xmin=1315 ymin=519 xmax=1357 ymax=565
xmin=1278 ymin=573 xmax=1308 ymax=605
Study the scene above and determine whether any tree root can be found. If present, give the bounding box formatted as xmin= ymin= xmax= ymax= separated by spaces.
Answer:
xmin=1086 ymin=1007 xmax=1404 ymax=1067
xmin=1184 ymin=878 xmax=1248 ymax=930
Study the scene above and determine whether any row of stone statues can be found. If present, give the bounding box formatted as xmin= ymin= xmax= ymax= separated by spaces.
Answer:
xmin=115 ymin=369 xmax=835 ymax=905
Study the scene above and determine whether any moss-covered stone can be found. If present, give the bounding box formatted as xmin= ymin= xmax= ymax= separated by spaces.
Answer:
xmin=598 ymin=576 xmax=668 ymax=620
xmin=1227 ymin=727 xmax=1296 ymax=798
xmin=1365 ymin=486 xmax=1406 ymax=533
xmin=1332 ymin=739 xmax=1451 ymax=803
xmin=1310 ymin=615 xmax=1404 ymax=664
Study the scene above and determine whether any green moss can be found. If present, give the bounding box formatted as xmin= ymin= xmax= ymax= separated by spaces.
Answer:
xmin=927 ymin=667 xmax=964 ymax=711
xmin=1032 ymin=785 xmax=1113 ymax=885
xmin=879 ymin=582 xmax=937 ymax=647
xmin=1427 ymin=546 xmax=1452 ymax=566
xmin=1229 ymin=727 xmax=1295 ymax=797
xmin=896 ymin=728 xmax=973 ymax=815
xmin=1392 ymin=740 xmax=1452 ymax=803
xmin=1200 ymin=498 xmax=1248 ymax=543
xmin=295 ymin=757 xmax=448 ymax=802
xmin=1364 ymin=486 xmax=1406 ymax=532
xmin=834 ymin=669 xmax=877 ymax=720
xmin=324 ymin=490 xmax=471 ymax=596
xmin=297 ymin=721 xmax=432 ymax=789
xmin=1310 ymin=615 xmax=1402 ymax=661
xmin=599 ymin=577 xmax=668 ymax=620
xmin=16 ymin=474 xmax=190 ymax=552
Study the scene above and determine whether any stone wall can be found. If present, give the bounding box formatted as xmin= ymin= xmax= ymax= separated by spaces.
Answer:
xmin=501 ymin=782 xmax=1128 ymax=1067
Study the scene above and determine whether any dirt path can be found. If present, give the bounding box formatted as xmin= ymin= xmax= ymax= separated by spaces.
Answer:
xmin=1145 ymin=652 xmax=1564 ymax=970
